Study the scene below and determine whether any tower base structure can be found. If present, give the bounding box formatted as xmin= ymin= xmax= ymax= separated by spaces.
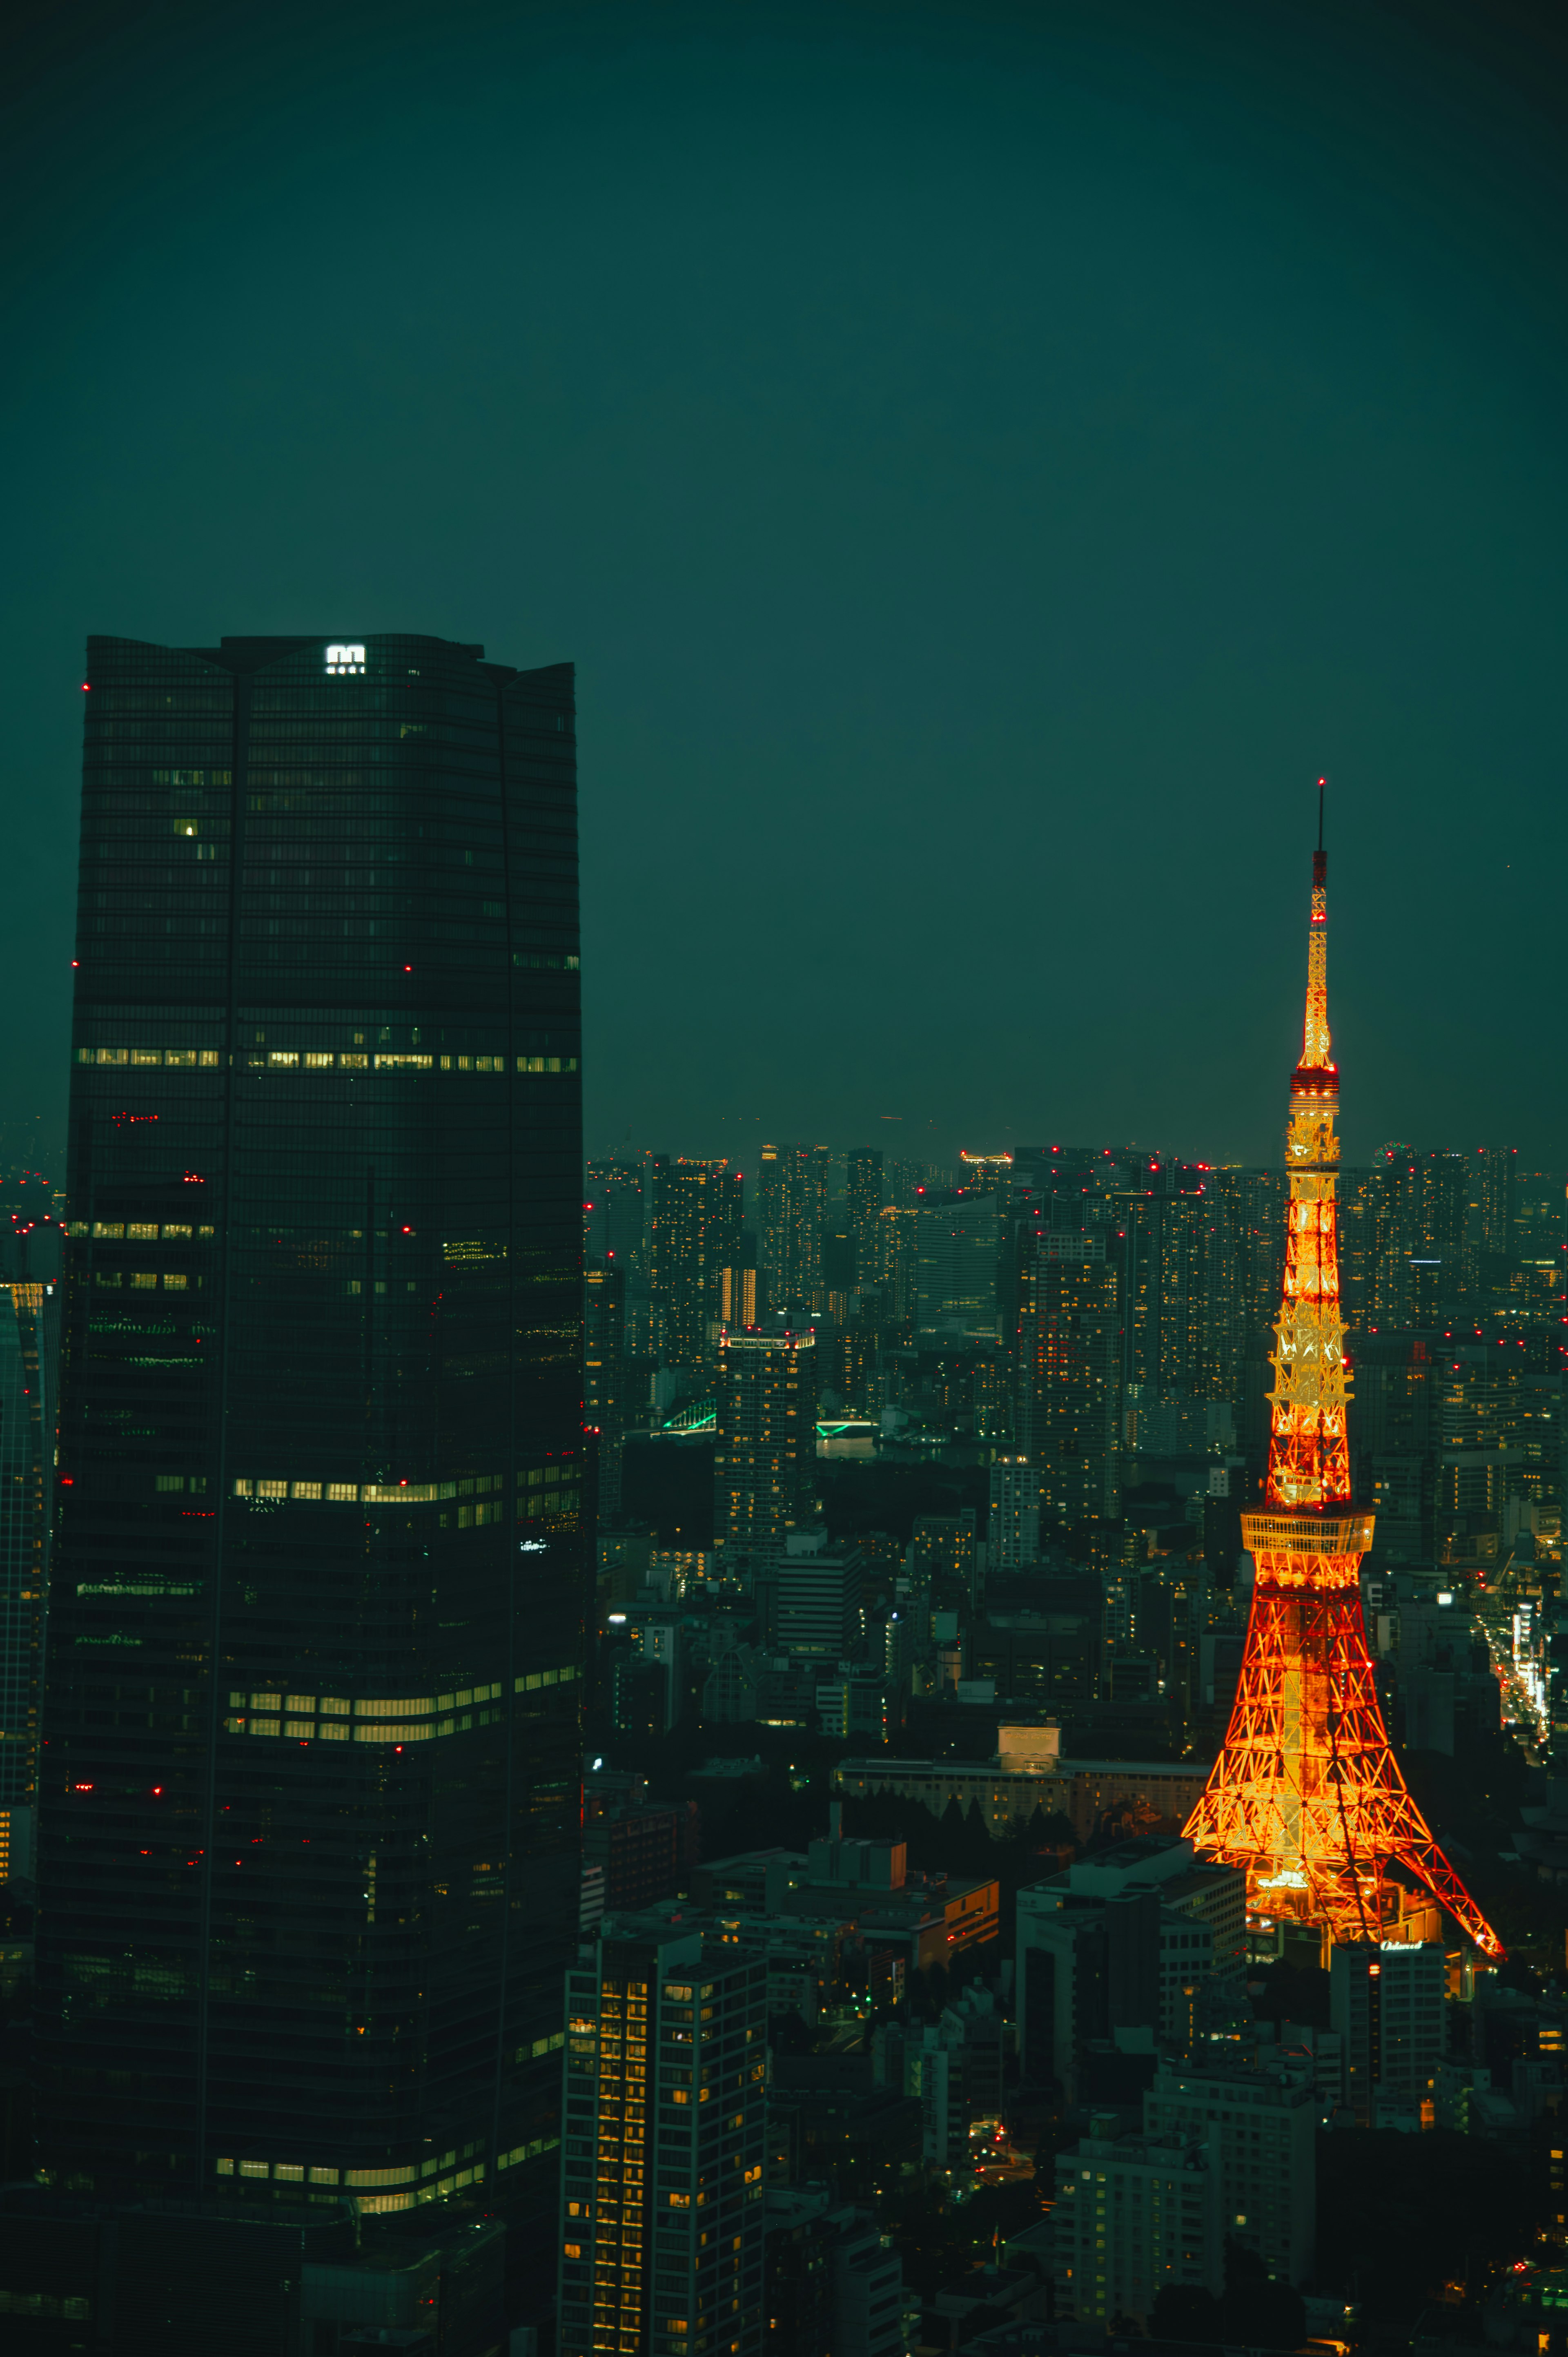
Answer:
xmin=1185 ymin=1510 xmax=1504 ymax=1960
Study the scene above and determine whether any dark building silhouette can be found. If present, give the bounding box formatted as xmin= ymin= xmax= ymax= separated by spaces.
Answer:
xmin=37 ymin=633 xmax=586 ymax=2230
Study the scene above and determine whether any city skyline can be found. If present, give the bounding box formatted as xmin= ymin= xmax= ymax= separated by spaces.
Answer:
xmin=4 ymin=4 xmax=1568 ymax=2347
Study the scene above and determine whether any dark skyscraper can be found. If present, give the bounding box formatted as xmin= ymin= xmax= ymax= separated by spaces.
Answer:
xmin=38 ymin=633 xmax=585 ymax=2225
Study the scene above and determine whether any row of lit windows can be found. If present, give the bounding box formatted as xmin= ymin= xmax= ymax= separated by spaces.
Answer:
xmin=224 ymin=1663 xmax=578 ymax=1742
xmin=75 ymin=1046 xmax=577 ymax=1074
xmin=234 ymin=1472 xmax=512 ymax=1502
xmin=78 ymin=1221 xmax=215 ymax=1240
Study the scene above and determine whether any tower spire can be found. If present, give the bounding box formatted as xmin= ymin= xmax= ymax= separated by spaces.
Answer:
xmin=1183 ymin=801 xmax=1502 ymax=1960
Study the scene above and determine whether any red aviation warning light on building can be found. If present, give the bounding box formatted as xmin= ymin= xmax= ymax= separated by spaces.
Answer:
xmin=1184 ymin=789 xmax=1503 ymax=1959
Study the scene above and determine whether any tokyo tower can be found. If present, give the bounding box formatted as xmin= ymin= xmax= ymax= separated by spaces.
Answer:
xmin=1184 ymin=790 xmax=1503 ymax=1958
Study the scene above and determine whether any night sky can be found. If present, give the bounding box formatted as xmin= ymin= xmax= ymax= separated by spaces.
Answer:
xmin=5 ymin=0 xmax=1566 ymax=1175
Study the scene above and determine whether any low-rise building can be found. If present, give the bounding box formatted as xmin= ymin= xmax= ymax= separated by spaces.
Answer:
xmin=833 ymin=1753 xmax=1207 ymax=1844
xmin=696 ymin=1814 xmax=998 ymax=1973
xmin=1015 ymin=1840 xmax=1245 ymax=2098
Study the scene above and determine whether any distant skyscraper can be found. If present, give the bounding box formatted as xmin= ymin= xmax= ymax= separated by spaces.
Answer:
xmin=585 ymin=1261 xmax=627 ymax=1519
xmin=844 ymin=1148 xmax=884 ymax=1286
xmin=1016 ymin=1233 xmax=1120 ymax=1525
xmin=558 ymin=1921 xmax=768 ymax=2357
xmin=38 ymin=633 xmax=586 ymax=2219
xmin=914 ymin=1189 xmax=1004 ymax=1347
xmin=584 ymin=1156 xmax=646 ymax=1268
xmin=756 ymin=1144 xmax=829 ymax=1313
xmin=713 ymin=1326 xmax=816 ymax=1575
xmin=648 ymin=1158 xmax=744 ymax=1374
xmin=1473 ymin=1145 xmax=1517 ymax=1260
xmin=1362 ymin=1146 xmax=1469 ymax=1326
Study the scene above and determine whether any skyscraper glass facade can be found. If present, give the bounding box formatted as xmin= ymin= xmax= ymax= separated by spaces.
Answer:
xmin=36 ymin=633 xmax=585 ymax=2222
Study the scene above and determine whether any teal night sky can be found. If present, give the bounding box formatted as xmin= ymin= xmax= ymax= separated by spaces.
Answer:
xmin=3 ymin=0 xmax=1566 ymax=1170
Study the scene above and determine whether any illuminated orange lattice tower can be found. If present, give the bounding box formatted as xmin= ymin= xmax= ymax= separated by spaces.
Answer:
xmin=1185 ymin=795 xmax=1502 ymax=1956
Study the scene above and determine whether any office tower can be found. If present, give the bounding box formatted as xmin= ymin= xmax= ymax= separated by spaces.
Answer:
xmin=1051 ymin=2119 xmax=1222 ymax=2326
xmin=776 ymin=1532 xmax=864 ymax=1660
xmin=713 ymin=1326 xmax=816 ymax=1576
xmin=1016 ymin=1232 xmax=1120 ymax=1525
xmin=1184 ymin=810 xmax=1499 ymax=1956
xmin=756 ymin=1145 xmax=829 ymax=1315
xmin=558 ymin=1922 xmax=768 ymax=2357
xmin=913 ymin=1189 xmax=1004 ymax=1347
xmin=844 ymin=1149 xmax=884 ymax=1287
xmin=987 ymin=1455 xmax=1040 ymax=1572
xmin=648 ymin=1158 xmax=744 ymax=1376
xmin=586 ymin=1262 xmax=627 ymax=1519
xmin=956 ymin=1149 xmax=1013 ymax=1197
xmin=39 ymin=633 xmax=586 ymax=2214
xmin=1145 ymin=2056 xmax=1316 ymax=2286
xmin=1329 ymin=1941 xmax=1447 ymax=2126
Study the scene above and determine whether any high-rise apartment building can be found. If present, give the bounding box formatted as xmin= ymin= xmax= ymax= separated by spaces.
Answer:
xmin=1359 ymin=1146 xmax=1469 ymax=1326
xmin=872 ymin=1204 xmax=920 ymax=1320
xmin=649 ymin=1159 xmax=744 ymax=1375
xmin=558 ymin=1920 xmax=768 ymax=2357
xmin=713 ymin=1327 xmax=816 ymax=1575
xmin=38 ymin=633 xmax=585 ymax=2220
xmin=1473 ymin=1146 xmax=1518 ymax=1260
xmin=756 ymin=1146 xmax=829 ymax=1316
xmin=987 ymin=1456 xmax=1040 ymax=1572
xmin=844 ymin=1149 xmax=884 ymax=1288
xmin=1016 ymin=1233 xmax=1120 ymax=1525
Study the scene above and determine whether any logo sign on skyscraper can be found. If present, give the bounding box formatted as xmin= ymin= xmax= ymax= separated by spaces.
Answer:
xmin=325 ymin=642 xmax=365 ymax=674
